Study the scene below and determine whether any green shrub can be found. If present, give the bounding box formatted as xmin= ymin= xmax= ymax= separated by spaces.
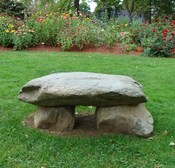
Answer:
xmin=0 ymin=30 xmax=13 ymax=47
xmin=30 ymin=14 xmax=59 ymax=46
xmin=0 ymin=16 xmax=16 ymax=47
xmin=131 ymin=17 xmax=175 ymax=57
xmin=56 ymin=15 xmax=110 ymax=50
xmin=4 ymin=10 xmax=170 ymax=54
xmin=0 ymin=15 xmax=34 ymax=50
xmin=12 ymin=26 xmax=34 ymax=50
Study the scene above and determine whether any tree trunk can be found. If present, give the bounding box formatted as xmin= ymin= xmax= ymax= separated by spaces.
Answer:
xmin=74 ymin=0 xmax=80 ymax=16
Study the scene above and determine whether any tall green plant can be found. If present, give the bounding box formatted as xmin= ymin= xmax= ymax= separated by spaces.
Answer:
xmin=0 ymin=16 xmax=17 ymax=47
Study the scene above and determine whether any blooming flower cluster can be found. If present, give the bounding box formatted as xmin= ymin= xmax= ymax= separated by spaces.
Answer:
xmin=0 ymin=12 xmax=174 ymax=57
xmin=131 ymin=17 xmax=175 ymax=57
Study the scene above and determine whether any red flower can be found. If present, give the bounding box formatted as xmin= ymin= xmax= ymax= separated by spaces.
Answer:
xmin=162 ymin=29 xmax=168 ymax=37
xmin=149 ymin=46 xmax=152 ymax=48
xmin=171 ymin=48 xmax=175 ymax=53
xmin=153 ymin=28 xmax=157 ymax=32
xmin=157 ymin=47 xmax=161 ymax=51
xmin=163 ymin=37 xmax=166 ymax=40
xmin=163 ymin=30 xmax=168 ymax=33
xmin=171 ymin=20 xmax=175 ymax=25
xmin=163 ymin=33 xmax=167 ymax=37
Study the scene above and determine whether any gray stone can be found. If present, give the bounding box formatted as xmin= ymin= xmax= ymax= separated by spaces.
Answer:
xmin=18 ymin=72 xmax=146 ymax=107
xmin=34 ymin=106 xmax=75 ymax=131
xmin=96 ymin=104 xmax=153 ymax=137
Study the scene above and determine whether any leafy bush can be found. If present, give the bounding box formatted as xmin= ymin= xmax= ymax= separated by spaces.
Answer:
xmin=12 ymin=26 xmax=34 ymax=50
xmin=0 ymin=10 xmax=131 ymax=51
xmin=2 ymin=9 xmax=174 ymax=57
xmin=131 ymin=17 xmax=175 ymax=57
xmin=57 ymin=16 xmax=123 ymax=50
xmin=28 ymin=12 xmax=60 ymax=46
xmin=0 ymin=15 xmax=18 ymax=47
xmin=0 ymin=15 xmax=35 ymax=50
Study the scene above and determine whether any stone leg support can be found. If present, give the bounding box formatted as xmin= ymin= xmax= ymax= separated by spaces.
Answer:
xmin=34 ymin=106 xmax=75 ymax=131
xmin=96 ymin=103 xmax=153 ymax=137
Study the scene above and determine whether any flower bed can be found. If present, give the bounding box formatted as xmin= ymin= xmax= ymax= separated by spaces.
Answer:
xmin=0 ymin=13 xmax=174 ymax=57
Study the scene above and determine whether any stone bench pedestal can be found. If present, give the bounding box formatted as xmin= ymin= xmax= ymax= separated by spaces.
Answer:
xmin=34 ymin=106 xmax=75 ymax=131
xmin=33 ymin=103 xmax=153 ymax=137
xmin=18 ymin=72 xmax=154 ymax=137
xmin=96 ymin=104 xmax=153 ymax=137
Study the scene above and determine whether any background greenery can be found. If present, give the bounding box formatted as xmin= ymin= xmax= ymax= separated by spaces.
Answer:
xmin=5 ymin=0 xmax=174 ymax=21
xmin=0 ymin=0 xmax=174 ymax=57
xmin=0 ymin=12 xmax=174 ymax=57
xmin=0 ymin=51 xmax=175 ymax=167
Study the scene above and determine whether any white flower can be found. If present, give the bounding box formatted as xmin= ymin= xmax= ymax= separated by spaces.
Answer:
xmin=169 ymin=142 xmax=175 ymax=146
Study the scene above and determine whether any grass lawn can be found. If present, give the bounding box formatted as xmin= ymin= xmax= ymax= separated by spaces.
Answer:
xmin=0 ymin=51 xmax=175 ymax=168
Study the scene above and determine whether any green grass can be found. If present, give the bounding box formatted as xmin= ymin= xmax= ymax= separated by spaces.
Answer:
xmin=0 ymin=51 xmax=175 ymax=168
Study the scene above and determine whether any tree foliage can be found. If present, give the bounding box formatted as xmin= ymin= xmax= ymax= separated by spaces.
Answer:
xmin=152 ymin=0 xmax=175 ymax=18
xmin=7 ymin=0 xmax=175 ymax=20
xmin=0 ymin=0 xmax=26 ymax=19
xmin=94 ymin=0 xmax=121 ymax=19
xmin=93 ymin=0 xmax=175 ymax=21
xmin=80 ymin=0 xmax=91 ymax=14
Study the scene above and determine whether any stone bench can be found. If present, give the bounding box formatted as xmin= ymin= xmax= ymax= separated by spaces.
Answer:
xmin=18 ymin=72 xmax=153 ymax=137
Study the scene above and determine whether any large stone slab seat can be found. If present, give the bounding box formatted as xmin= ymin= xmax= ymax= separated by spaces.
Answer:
xmin=18 ymin=72 xmax=147 ymax=107
xmin=18 ymin=72 xmax=153 ymax=137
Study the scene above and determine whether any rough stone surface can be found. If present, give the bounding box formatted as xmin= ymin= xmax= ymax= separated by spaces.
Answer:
xmin=96 ymin=104 xmax=153 ymax=137
xmin=34 ymin=106 xmax=75 ymax=131
xmin=18 ymin=72 xmax=147 ymax=107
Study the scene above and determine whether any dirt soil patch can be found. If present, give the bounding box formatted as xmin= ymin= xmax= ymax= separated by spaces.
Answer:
xmin=0 ymin=46 xmax=12 ymax=51
xmin=24 ymin=112 xmax=119 ymax=137
xmin=0 ymin=43 xmax=141 ymax=55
